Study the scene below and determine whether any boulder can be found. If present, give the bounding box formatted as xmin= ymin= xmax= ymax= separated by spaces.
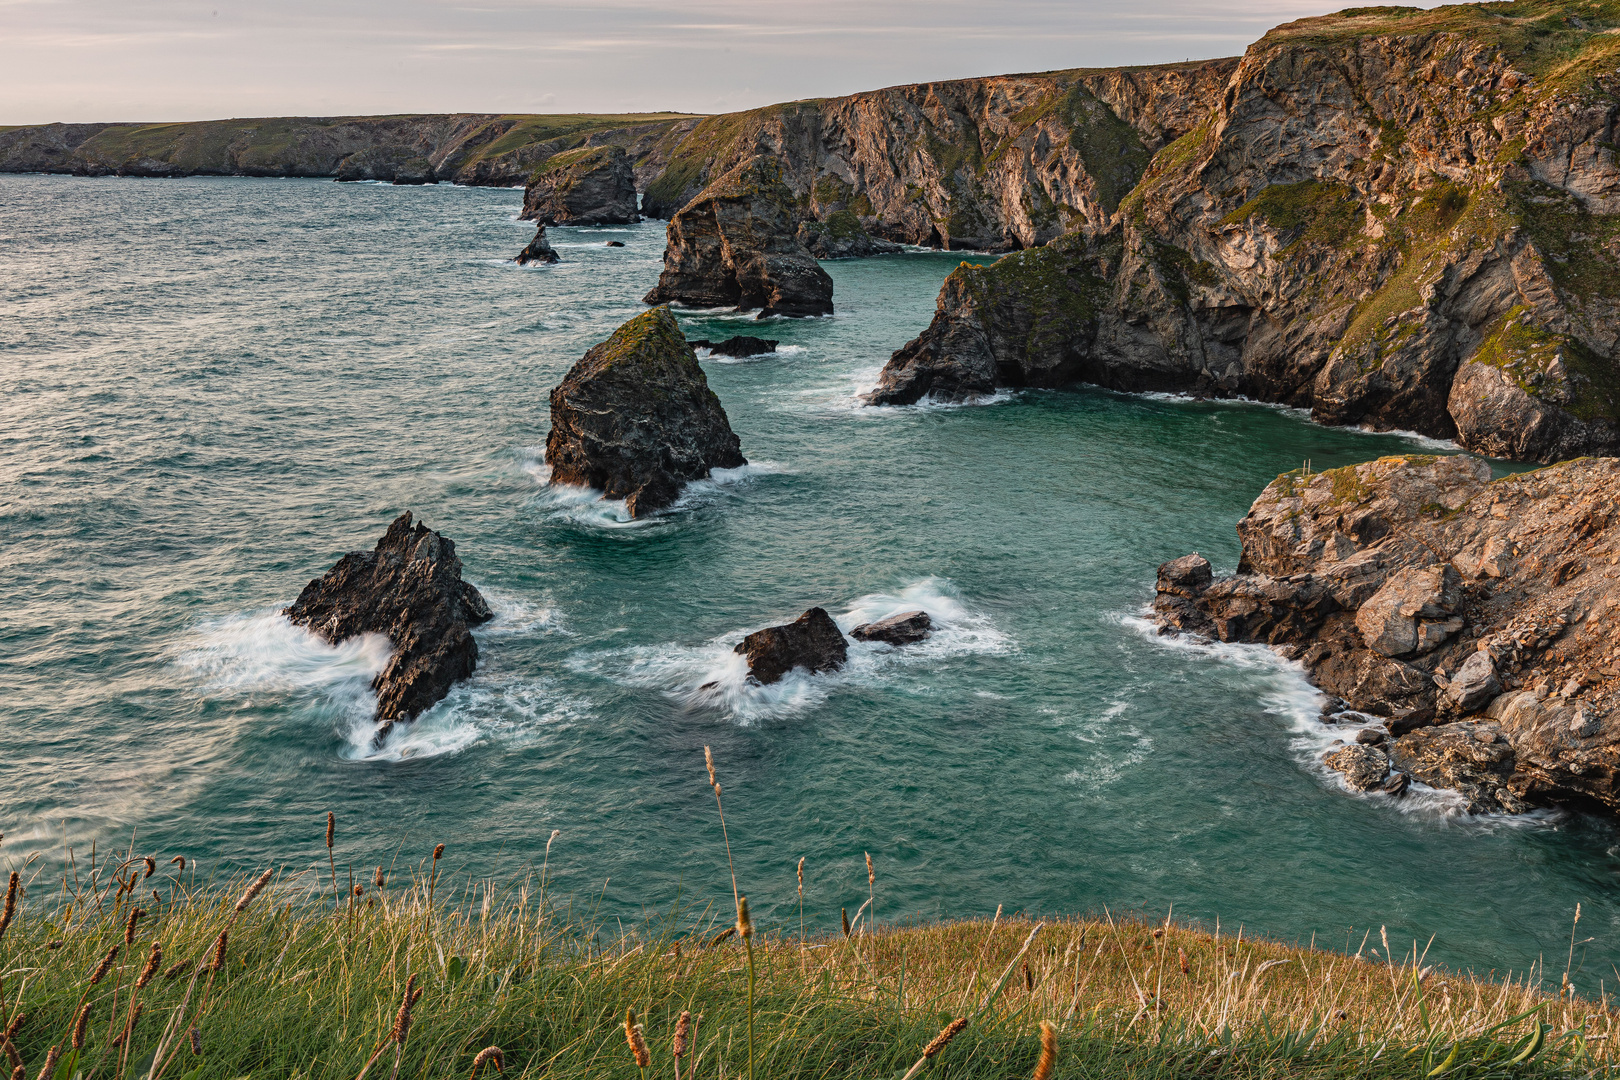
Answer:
xmin=1388 ymin=722 xmax=1531 ymax=814
xmin=521 ymin=145 xmax=639 ymax=226
xmin=605 ymin=240 xmax=626 ymax=247
xmin=1353 ymin=564 xmax=1462 ymax=657
xmin=643 ymin=155 xmax=834 ymax=318
xmin=545 ymin=306 xmax=745 ymax=517
xmin=285 ymin=513 xmax=492 ymax=743
xmin=515 ymin=225 xmax=559 ymax=265
xmin=688 ymin=336 xmax=779 ymax=358
xmin=1322 ymin=743 xmax=1390 ymax=791
xmin=851 ymin=610 xmax=933 ymax=646
xmin=796 ymin=211 xmax=904 ymax=259
xmin=1443 ymin=650 xmax=1500 ymax=712
xmin=735 ymin=608 xmax=849 ymax=684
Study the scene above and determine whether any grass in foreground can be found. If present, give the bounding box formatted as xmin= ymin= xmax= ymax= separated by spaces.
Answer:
xmin=1 ymin=753 xmax=1611 ymax=1080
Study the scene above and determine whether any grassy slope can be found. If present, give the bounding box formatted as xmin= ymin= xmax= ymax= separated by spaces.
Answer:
xmin=0 ymin=852 xmax=1605 ymax=1080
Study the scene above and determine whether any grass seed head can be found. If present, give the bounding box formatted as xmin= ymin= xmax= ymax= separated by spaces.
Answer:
xmin=89 ymin=944 xmax=120 ymax=984
xmin=433 ymin=844 xmax=444 ymax=862
xmin=124 ymin=906 xmax=145 ymax=944
xmin=374 ymin=867 xmax=385 ymax=890
xmin=391 ymin=974 xmax=420 ymax=1044
xmin=1023 ymin=959 xmax=1034 ymax=992
xmin=708 ymin=927 xmax=734 ymax=948
xmin=923 ymin=1018 xmax=967 ymax=1058
xmin=672 ymin=1010 xmax=692 ymax=1059
xmin=1033 ymin=1021 xmax=1056 ymax=1080
xmin=164 ymin=958 xmax=191 ymax=979
xmin=234 ymin=869 xmax=273 ymax=913
xmin=0 ymin=872 xmax=17 ymax=941
xmin=70 ymin=1004 xmax=91 ymax=1050
xmin=142 ymin=857 xmax=155 ymax=879
xmin=32 ymin=1047 xmax=58 ymax=1080
xmin=470 ymin=1047 xmax=504 ymax=1078
xmin=866 ymin=851 xmax=874 ymax=887
xmin=704 ymin=746 xmax=716 ymax=790
xmin=137 ymin=941 xmax=162 ymax=987
xmin=797 ymin=856 xmax=804 ymax=898
xmin=841 ymin=908 xmax=851 ymax=937
xmin=211 ymin=930 xmax=228 ymax=972
xmin=169 ymin=855 xmax=185 ymax=873
xmin=736 ymin=895 xmax=752 ymax=940
xmin=326 ymin=812 xmax=335 ymax=849
xmin=188 ymin=1023 xmax=202 ymax=1056
xmin=624 ymin=1008 xmax=650 ymax=1069
xmin=3 ymin=1013 xmax=25 ymax=1041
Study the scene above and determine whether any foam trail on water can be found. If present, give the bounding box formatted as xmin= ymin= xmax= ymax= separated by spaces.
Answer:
xmin=520 ymin=447 xmax=787 ymax=529
xmin=569 ymin=577 xmax=1011 ymax=724
xmin=176 ymin=609 xmax=391 ymax=694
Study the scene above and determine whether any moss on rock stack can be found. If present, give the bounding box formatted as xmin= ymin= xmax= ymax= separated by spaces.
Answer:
xmin=545 ymin=307 xmax=745 ymax=517
xmin=520 ymin=145 xmax=639 ymax=225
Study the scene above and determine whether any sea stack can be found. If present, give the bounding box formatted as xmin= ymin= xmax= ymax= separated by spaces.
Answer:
xmin=545 ymin=306 xmax=746 ymax=517
xmin=643 ymin=154 xmax=833 ymax=318
xmin=521 ymin=145 xmax=639 ymax=226
xmin=1152 ymin=454 xmax=1620 ymax=815
xmin=735 ymin=608 xmax=849 ymax=684
xmin=515 ymin=224 xmax=559 ymax=265
xmin=285 ymin=513 xmax=493 ymax=744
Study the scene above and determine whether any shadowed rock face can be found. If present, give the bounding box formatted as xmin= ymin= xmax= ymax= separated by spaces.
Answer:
xmin=643 ymin=155 xmax=834 ymax=318
xmin=867 ymin=10 xmax=1620 ymax=459
xmin=285 ymin=513 xmax=492 ymax=743
xmin=688 ymin=336 xmax=777 ymax=358
xmin=1153 ymin=453 xmax=1620 ymax=815
xmin=735 ymin=608 xmax=849 ymax=684
xmin=545 ymin=306 xmax=745 ymax=517
xmin=521 ymin=145 xmax=639 ymax=226
xmin=515 ymin=225 xmax=559 ymax=265
xmin=851 ymin=611 xmax=933 ymax=646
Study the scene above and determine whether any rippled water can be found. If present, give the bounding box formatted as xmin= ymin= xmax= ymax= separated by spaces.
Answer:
xmin=4 ymin=175 xmax=1617 ymax=984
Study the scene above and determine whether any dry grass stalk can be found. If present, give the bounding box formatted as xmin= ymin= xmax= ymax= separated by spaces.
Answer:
xmin=900 ymin=1017 xmax=968 ymax=1080
xmin=234 ymin=869 xmax=273 ymax=914
xmin=111 ymin=1006 xmax=140 ymax=1049
xmin=169 ymin=855 xmax=185 ymax=873
xmin=137 ymin=941 xmax=162 ymax=988
xmin=623 ymin=1007 xmax=651 ymax=1070
xmin=0 ymin=873 xmax=17 ymax=943
xmin=142 ymin=857 xmax=156 ymax=879
xmin=89 ymin=944 xmax=120 ymax=984
xmin=163 ymin=958 xmax=191 ymax=980
xmin=1032 ymin=1021 xmax=1056 ymax=1080
xmin=468 ymin=1046 xmax=503 ymax=1078
xmin=708 ymin=927 xmax=734 ymax=948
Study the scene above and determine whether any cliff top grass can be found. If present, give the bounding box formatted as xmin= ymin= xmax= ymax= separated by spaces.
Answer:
xmin=0 ymin=821 xmax=1607 ymax=1080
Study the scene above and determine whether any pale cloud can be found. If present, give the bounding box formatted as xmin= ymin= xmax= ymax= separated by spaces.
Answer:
xmin=0 ymin=0 xmax=1440 ymax=124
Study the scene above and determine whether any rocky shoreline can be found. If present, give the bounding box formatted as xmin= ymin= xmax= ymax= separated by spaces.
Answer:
xmin=1153 ymin=454 xmax=1620 ymax=815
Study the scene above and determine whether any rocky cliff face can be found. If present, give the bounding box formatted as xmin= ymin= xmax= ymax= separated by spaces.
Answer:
xmin=0 ymin=113 xmax=693 ymax=187
xmin=1154 ymin=454 xmax=1620 ymax=814
xmin=872 ymin=2 xmax=1620 ymax=460
xmin=520 ymin=145 xmax=639 ymax=224
xmin=638 ymin=60 xmax=1238 ymax=251
xmin=643 ymin=155 xmax=835 ymax=318
xmin=546 ymin=306 xmax=746 ymax=517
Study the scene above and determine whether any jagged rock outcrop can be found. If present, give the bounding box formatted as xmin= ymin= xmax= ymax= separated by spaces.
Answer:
xmin=639 ymin=60 xmax=1237 ymax=249
xmin=515 ymin=226 xmax=559 ymax=265
xmin=0 ymin=113 xmax=693 ymax=187
xmin=644 ymin=156 xmax=834 ymax=318
xmin=286 ymin=513 xmax=492 ymax=743
xmin=521 ymin=145 xmax=638 ymax=225
xmin=851 ymin=610 xmax=933 ymax=646
xmin=1153 ymin=453 xmax=1620 ymax=814
xmin=871 ymin=4 xmax=1620 ymax=457
xmin=545 ymin=306 xmax=745 ymax=517
xmin=689 ymin=336 xmax=778 ymax=358
xmin=797 ymin=212 xmax=903 ymax=259
xmin=735 ymin=608 xmax=849 ymax=684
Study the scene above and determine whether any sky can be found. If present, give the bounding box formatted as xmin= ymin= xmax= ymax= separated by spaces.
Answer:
xmin=4 ymin=0 xmax=1412 ymax=125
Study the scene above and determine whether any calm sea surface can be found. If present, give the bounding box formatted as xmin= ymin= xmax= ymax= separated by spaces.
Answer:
xmin=3 ymin=175 xmax=1616 ymax=983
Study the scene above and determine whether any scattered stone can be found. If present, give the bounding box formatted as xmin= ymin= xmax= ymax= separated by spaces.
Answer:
xmin=688 ymin=336 xmax=779 ymax=358
xmin=644 ymin=155 xmax=834 ymax=318
xmin=515 ymin=225 xmax=559 ymax=265
xmin=285 ymin=512 xmax=492 ymax=743
xmin=1445 ymin=650 xmax=1501 ymax=712
xmin=521 ymin=145 xmax=639 ymax=225
xmin=545 ymin=306 xmax=745 ymax=517
xmin=850 ymin=610 xmax=933 ymax=646
xmin=1389 ymin=722 xmax=1531 ymax=815
xmin=735 ymin=608 xmax=849 ymax=684
xmin=1323 ymin=743 xmax=1391 ymax=791
xmin=1355 ymin=727 xmax=1388 ymax=745
xmin=605 ymin=240 xmax=626 ymax=247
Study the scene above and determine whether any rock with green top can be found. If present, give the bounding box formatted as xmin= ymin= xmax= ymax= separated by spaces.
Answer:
xmin=796 ymin=211 xmax=902 ymax=259
xmin=545 ymin=306 xmax=746 ymax=517
xmin=644 ymin=155 xmax=834 ymax=318
xmin=521 ymin=145 xmax=638 ymax=225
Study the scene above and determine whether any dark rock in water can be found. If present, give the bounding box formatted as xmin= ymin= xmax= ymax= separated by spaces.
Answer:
xmin=521 ymin=145 xmax=639 ymax=225
xmin=1382 ymin=771 xmax=1411 ymax=796
xmin=1354 ymin=726 xmax=1388 ymax=745
xmin=605 ymin=240 xmax=626 ymax=247
xmin=688 ymin=336 xmax=778 ymax=358
xmin=285 ymin=512 xmax=492 ymax=743
xmin=516 ymin=225 xmax=559 ymax=265
xmin=735 ymin=607 xmax=849 ymax=684
xmin=851 ymin=610 xmax=933 ymax=646
xmin=546 ymin=306 xmax=746 ymax=517
xmin=644 ymin=155 xmax=834 ymax=318
xmin=797 ymin=211 xmax=904 ymax=259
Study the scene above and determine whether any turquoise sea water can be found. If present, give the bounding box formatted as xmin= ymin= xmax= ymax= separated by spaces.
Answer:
xmin=3 ymin=175 xmax=1617 ymax=985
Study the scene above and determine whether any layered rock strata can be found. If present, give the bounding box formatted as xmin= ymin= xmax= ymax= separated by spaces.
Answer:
xmin=1153 ymin=454 xmax=1620 ymax=814
xmin=286 ymin=513 xmax=492 ymax=743
xmin=520 ymin=145 xmax=639 ymax=225
xmin=869 ymin=4 xmax=1620 ymax=458
xmin=643 ymin=156 xmax=834 ymax=318
xmin=735 ymin=608 xmax=849 ymax=684
xmin=545 ymin=306 xmax=745 ymax=517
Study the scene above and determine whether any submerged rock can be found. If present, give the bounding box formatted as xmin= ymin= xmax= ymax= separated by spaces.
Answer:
xmin=643 ymin=155 xmax=833 ymax=318
xmin=545 ymin=306 xmax=745 ymax=517
xmin=515 ymin=225 xmax=559 ymax=265
xmin=735 ymin=607 xmax=849 ymax=684
xmin=521 ymin=145 xmax=639 ymax=226
xmin=285 ymin=513 xmax=492 ymax=743
xmin=1152 ymin=453 xmax=1620 ymax=815
xmin=688 ymin=336 xmax=778 ymax=358
xmin=850 ymin=610 xmax=933 ymax=646
xmin=605 ymin=240 xmax=626 ymax=247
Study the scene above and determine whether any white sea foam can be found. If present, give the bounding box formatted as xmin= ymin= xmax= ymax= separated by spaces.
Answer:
xmin=1123 ymin=388 xmax=1459 ymax=450
xmin=176 ymin=609 xmax=392 ymax=695
xmin=1120 ymin=611 xmax=1558 ymax=827
xmin=568 ymin=577 xmax=1011 ymax=724
xmin=793 ymin=364 xmax=1016 ymax=415
xmin=697 ymin=344 xmax=808 ymax=365
xmin=520 ymin=449 xmax=787 ymax=529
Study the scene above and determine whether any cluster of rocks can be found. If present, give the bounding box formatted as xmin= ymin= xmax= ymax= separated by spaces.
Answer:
xmin=643 ymin=155 xmax=834 ymax=319
xmin=688 ymin=336 xmax=778 ymax=358
xmin=734 ymin=608 xmax=934 ymax=684
xmin=286 ymin=512 xmax=492 ymax=745
xmin=545 ymin=306 xmax=746 ymax=517
xmin=1153 ymin=454 xmax=1620 ymax=815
